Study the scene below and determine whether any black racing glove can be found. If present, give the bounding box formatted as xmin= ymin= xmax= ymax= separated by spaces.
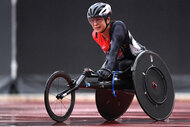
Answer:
xmin=97 ymin=68 xmax=112 ymax=80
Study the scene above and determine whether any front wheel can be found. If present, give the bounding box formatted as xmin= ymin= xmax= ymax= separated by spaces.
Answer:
xmin=44 ymin=71 xmax=75 ymax=122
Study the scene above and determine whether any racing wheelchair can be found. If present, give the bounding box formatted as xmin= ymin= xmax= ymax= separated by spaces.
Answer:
xmin=44 ymin=50 xmax=175 ymax=122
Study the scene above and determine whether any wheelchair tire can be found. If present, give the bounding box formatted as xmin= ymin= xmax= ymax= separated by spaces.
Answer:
xmin=44 ymin=71 xmax=75 ymax=122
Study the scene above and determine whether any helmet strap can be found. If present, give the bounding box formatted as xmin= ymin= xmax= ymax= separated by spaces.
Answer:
xmin=101 ymin=17 xmax=110 ymax=33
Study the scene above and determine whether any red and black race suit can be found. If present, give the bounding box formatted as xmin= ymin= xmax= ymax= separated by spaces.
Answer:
xmin=92 ymin=20 xmax=146 ymax=71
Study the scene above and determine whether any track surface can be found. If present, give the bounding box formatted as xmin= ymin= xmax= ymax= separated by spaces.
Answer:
xmin=0 ymin=94 xmax=189 ymax=126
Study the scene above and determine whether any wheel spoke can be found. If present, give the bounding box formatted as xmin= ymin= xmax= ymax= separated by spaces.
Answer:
xmin=61 ymin=99 xmax=68 ymax=110
xmin=64 ymin=97 xmax=71 ymax=101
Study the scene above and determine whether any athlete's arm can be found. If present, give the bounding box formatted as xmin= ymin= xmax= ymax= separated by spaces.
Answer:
xmin=105 ymin=22 xmax=126 ymax=71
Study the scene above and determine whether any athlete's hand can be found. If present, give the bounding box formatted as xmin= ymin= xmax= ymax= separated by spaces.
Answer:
xmin=97 ymin=68 xmax=111 ymax=80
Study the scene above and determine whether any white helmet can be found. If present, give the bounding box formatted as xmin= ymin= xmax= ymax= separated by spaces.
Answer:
xmin=87 ymin=2 xmax=112 ymax=19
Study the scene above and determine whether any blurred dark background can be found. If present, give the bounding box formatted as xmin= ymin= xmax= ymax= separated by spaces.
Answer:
xmin=0 ymin=0 xmax=12 ymax=93
xmin=0 ymin=0 xmax=190 ymax=93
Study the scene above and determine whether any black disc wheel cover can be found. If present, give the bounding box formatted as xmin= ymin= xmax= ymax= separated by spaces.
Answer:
xmin=144 ymin=66 xmax=167 ymax=105
xmin=132 ymin=50 xmax=175 ymax=121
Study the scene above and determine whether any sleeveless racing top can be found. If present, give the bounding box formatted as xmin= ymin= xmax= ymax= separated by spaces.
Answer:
xmin=92 ymin=31 xmax=122 ymax=57
xmin=92 ymin=20 xmax=146 ymax=71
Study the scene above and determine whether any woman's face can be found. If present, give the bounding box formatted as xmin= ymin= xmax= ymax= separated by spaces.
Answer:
xmin=89 ymin=17 xmax=106 ymax=33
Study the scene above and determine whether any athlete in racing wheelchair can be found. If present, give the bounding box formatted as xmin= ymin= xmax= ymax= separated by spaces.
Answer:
xmin=87 ymin=2 xmax=146 ymax=81
xmin=44 ymin=2 xmax=174 ymax=122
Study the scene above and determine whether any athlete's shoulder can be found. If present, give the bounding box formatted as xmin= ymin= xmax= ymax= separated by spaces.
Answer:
xmin=110 ymin=20 xmax=128 ymax=35
xmin=92 ymin=30 xmax=96 ymax=38
xmin=92 ymin=30 xmax=98 ymax=39
xmin=112 ymin=20 xmax=126 ymax=27
xmin=92 ymin=30 xmax=102 ymax=42
xmin=111 ymin=20 xmax=127 ymax=31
